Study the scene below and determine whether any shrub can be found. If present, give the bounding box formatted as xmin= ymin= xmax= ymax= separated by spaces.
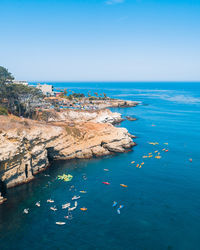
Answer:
xmin=0 ymin=105 xmax=8 ymax=115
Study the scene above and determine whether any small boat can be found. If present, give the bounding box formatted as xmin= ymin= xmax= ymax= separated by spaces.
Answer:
xmin=23 ymin=208 xmax=29 ymax=214
xmin=80 ymin=207 xmax=87 ymax=211
xmin=102 ymin=182 xmax=110 ymax=185
xmin=62 ymin=203 xmax=70 ymax=209
xmin=72 ymin=195 xmax=80 ymax=200
xmin=50 ymin=206 xmax=57 ymax=211
xmin=47 ymin=199 xmax=54 ymax=203
xmin=120 ymin=184 xmax=128 ymax=188
xmin=79 ymin=191 xmax=87 ymax=193
xmin=56 ymin=222 xmax=66 ymax=225
xmin=117 ymin=205 xmax=124 ymax=214
xmin=35 ymin=202 xmax=40 ymax=207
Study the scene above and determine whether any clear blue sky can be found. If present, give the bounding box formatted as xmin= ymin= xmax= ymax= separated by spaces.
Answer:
xmin=0 ymin=0 xmax=200 ymax=81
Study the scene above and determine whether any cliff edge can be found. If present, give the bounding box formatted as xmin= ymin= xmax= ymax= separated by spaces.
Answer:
xmin=0 ymin=109 xmax=136 ymax=202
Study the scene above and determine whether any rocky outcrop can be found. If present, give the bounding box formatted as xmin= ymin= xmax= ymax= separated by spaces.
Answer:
xmin=0 ymin=115 xmax=136 ymax=192
xmin=39 ymin=108 xmax=124 ymax=124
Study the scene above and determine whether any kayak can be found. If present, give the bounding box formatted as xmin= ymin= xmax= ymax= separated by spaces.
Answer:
xmin=79 ymin=191 xmax=87 ymax=193
xmin=47 ymin=199 xmax=54 ymax=203
xmin=62 ymin=203 xmax=70 ymax=209
xmin=50 ymin=207 xmax=57 ymax=211
xmin=80 ymin=208 xmax=87 ymax=211
xmin=120 ymin=184 xmax=128 ymax=187
xmin=35 ymin=202 xmax=40 ymax=207
xmin=72 ymin=195 xmax=80 ymax=200
xmin=131 ymin=161 xmax=135 ymax=164
xmin=23 ymin=208 xmax=29 ymax=214
xmin=102 ymin=182 xmax=110 ymax=185
xmin=112 ymin=201 xmax=117 ymax=207
xmin=56 ymin=222 xmax=66 ymax=225
xmin=155 ymin=156 xmax=161 ymax=159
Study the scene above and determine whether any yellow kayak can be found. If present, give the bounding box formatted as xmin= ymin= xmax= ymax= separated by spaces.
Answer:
xmin=155 ymin=156 xmax=161 ymax=159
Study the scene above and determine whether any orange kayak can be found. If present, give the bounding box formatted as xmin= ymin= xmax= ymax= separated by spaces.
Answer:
xmin=80 ymin=208 xmax=87 ymax=211
xmin=120 ymin=184 xmax=128 ymax=187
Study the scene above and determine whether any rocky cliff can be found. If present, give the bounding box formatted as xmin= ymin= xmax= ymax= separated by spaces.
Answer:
xmin=0 ymin=109 xmax=136 ymax=202
xmin=38 ymin=108 xmax=124 ymax=124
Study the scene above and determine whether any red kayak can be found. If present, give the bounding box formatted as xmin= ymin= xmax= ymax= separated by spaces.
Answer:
xmin=102 ymin=182 xmax=110 ymax=185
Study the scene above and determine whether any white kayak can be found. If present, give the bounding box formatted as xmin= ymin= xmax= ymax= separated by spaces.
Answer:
xmin=62 ymin=203 xmax=70 ymax=209
xmin=56 ymin=222 xmax=66 ymax=225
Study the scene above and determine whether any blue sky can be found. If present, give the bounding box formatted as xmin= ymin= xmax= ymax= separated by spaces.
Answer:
xmin=0 ymin=0 xmax=200 ymax=81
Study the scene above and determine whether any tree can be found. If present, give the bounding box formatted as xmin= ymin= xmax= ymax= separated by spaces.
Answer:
xmin=0 ymin=66 xmax=44 ymax=118
xmin=4 ymin=84 xmax=43 ymax=117
xmin=0 ymin=66 xmax=14 ymax=85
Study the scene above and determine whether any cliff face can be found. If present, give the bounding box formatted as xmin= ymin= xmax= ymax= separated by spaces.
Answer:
xmin=38 ymin=108 xmax=124 ymax=124
xmin=0 ymin=110 xmax=135 ymax=195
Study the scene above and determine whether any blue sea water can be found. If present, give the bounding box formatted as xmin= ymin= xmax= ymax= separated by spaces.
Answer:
xmin=0 ymin=82 xmax=200 ymax=250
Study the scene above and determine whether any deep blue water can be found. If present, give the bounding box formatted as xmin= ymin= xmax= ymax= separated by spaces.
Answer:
xmin=0 ymin=82 xmax=200 ymax=250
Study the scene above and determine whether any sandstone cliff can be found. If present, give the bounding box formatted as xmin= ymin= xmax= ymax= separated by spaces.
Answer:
xmin=38 ymin=108 xmax=124 ymax=124
xmin=0 ymin=109 xmax=136 ymax=202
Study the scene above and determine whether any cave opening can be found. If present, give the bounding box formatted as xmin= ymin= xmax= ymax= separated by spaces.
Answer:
xmin=0 ymin=179 xmax=7 ymax=197
xmin=25 ymin=164 xmax=28 ymax=178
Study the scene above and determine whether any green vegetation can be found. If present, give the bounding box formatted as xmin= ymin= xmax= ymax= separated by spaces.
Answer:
xmin=0 ymin=105 xmax=8 ymax=115
xmin=0 ymin=66 xmax=14 ymax=85
xmin=0 ymin=66 xmax=43 ymax=118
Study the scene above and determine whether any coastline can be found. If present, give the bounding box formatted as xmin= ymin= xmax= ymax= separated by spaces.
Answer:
xmin=0 ymin=100 xmax=137 ymax=203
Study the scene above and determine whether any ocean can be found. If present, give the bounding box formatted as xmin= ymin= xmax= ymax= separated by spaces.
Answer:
xmin=0 ymin=82 xmax=200 ymax=250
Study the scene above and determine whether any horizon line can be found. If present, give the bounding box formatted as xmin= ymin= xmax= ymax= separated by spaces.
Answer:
xmin=27 ymin=80 xmax=200 ymax=83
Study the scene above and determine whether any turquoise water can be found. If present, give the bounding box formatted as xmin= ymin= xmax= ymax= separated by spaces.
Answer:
xmin=0 ymin=82 xmax=200 ymax=250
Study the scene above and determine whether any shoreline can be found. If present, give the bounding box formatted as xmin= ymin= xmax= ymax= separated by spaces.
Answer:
xmin=0 ymin=100 xmax=138 ymax=203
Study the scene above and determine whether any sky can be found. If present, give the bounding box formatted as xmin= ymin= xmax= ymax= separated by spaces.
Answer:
xmin=0 ymin=0 xmax=200 ymax=81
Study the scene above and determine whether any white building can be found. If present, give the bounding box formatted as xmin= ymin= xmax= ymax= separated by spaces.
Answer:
xmin=36 ymin=83 xmax=54 ymax=96
xmin=12 ymin=80 xmax=28 ymax=86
